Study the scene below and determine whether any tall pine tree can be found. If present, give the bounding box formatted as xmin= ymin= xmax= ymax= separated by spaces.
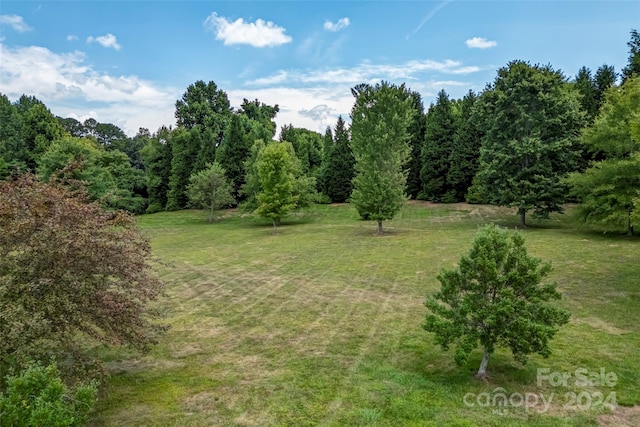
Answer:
xmin=321 ymin=116 xmax=354 ymax=203
xmin=420 ymin=90 xmax=458 ymax=202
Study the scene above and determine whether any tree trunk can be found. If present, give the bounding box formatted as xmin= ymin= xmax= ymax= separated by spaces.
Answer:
xmin=476 ymin=347 xmax=491 ymax=379
xmin=519 ymin=209 xmax=526 ymax=227
xmin=208 ymin=204 xmax=214 ymax=223
xmin=377 ymin=220 xmax=383 ymax=236
xmin=272 ymin=220 xmax=277 ymax=235
xmin=628 ymin=212 xmax=634 ymax=236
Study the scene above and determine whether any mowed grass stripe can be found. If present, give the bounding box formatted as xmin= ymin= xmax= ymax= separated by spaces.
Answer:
xmin=89 ymin=203 xmax=639 ymax=427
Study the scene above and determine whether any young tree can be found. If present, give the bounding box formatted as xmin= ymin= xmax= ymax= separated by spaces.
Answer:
xmin=255 ymin=142 xmax=299 ymax=234
xmin=475 ymin=61 xmax=585 ymax=226
xmin=349 ymin=81 xmax=414 ymax=235
xmin=0 ymin=175 xmax=165 ymax=381
xmin=187 ymin=162 xmax=235 ymax=222
xmin=321 ymin=116 xmax=355 ymax=203
xmin=424 ymin=225 xmax=570 ymax=378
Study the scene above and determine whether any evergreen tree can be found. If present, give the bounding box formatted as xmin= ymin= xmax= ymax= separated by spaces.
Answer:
xmin=166 ymin=128 xmax=199 ymax=210
xmin=420 ymin=89 xmax=458 ymax=202
xmin=216 ymin=114 xmax=252 ymax=199
xmin=405 ymin=91 xmax=426 ymax=199
xmin=321 ymin=116 xmax=355 ymax=203
xmin=447 ymin=90 xmax=482 ymax=202
xmin=475 ymin=61 xmax=585 ymax=225
xmin=622 ymin=29 xmax=640 ymax=83
xmin=574 ymin=66 xmax=599 ymax=122
xmin=141 ymin=126 xmax=173 ymax=213
xmin=350 ymin=81 xmax=413 ymax=235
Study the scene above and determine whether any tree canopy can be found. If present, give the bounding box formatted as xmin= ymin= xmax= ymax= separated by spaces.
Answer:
xmin=475 ymin=60 xmax=585 ymax=225
xmin=424 ymin=224 xmax=570 ymax=378
xmin=349 ymin=81 xmax=414 ymax=235
xmin=0 ymin=175 xmax=165 ymax=381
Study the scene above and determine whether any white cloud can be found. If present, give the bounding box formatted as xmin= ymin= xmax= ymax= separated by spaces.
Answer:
xmin=323 ymin=17 xmax=350 ymax=32
xmin=246 ymin=58 xmax=480 ymax=87
xmin=67 ymin=35 xmax=78 ymax=42
xmin=0 ymin=14 xmax=33 ymax=32
xmin=465 ymin=37 xmax=497 ymax=49
xmin=87 ymin=33 xmax=121 ymax=50
xmin=228 ymin=87 xmax=353 ymax=135
xmin=0 ymin=42 xmax=178 ymax=135
xmin=204 ymin=12 xmax=292 ymax=48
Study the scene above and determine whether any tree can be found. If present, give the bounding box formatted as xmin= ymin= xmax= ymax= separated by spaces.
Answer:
xmin=37 ymin=136 xmax=147 ymax=214
xmin=175 ymin=80 xmax=232 ymax=131
xmin=255 ymin=142 xmax=299 ymax=234
xmin=0 ymin=175 xmax=165 ymax=381
xmin=349 ymin=81 xmax=414 ymax=235
xmin=141 ymin=126 xmax=173 ymax=213
xmin=475 ymin=61 xmax=585 ymax=226
xmin=447 ymin=90 xmax=483 ymax=202
xmin=321 ymin=116 xmax=355 ymax=203
xmin=568 ymin=77 xmax=640 ymax=235
xmin=216 ymin=114 xmax=254 ymax=199
xmin=187 ymin=162 xmax=235 ymax=222
xmin=569 ymin=154 xmax=640 ymax=235
xmin=167 ymin=128 xmax=200 ymax=210
xmin=424 ymin=224 xmax=570 ymax=378
xmin=405 ymin=91 xmax=427 ymax=199
xmin=0 ymin=361 xmax=97 ymax=426
xmin=574 ymin=66 xmax=599 ymax=122
xmin=217 ymin=99 xmax=279 ymax=200
xmin=420 ymin=89 xmax=458 ymax=202
xmin=622 ymin=29 xmax=640 ymax=83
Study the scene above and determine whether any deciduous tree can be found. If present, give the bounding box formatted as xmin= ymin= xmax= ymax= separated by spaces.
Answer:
xmin=0 ymin=175 xmax=164 ymax=381
xmin=255 ymin=142 xmax=299 ymax=234
xmin=568 ymin=77 xmax=640 ymax=235
xmin=424 ymin=225 xmax=570 ymax=378
xmin=349 ymin=81 xmax=413 ymax=235
xmin=187 ymin=162 xmax=235 ymax=222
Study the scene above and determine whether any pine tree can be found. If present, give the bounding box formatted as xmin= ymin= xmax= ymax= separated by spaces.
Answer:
xmin=322 ymin=116 xmax=355 ymax=203
xmin=420 ymin=90 xmax=458 ymax=202
xmin=475 ymin=61 xmax=585 ymax=225
xmin=447 ymin=90 xmax=482 ymax=202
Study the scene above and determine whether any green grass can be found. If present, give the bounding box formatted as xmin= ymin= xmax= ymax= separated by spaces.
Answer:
xmin=88 ymin=202 xmax=639 ymax=426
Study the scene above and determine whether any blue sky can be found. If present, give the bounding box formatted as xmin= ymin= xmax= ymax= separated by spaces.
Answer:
xmin=1 ymin=1 xmax=638 ymax=136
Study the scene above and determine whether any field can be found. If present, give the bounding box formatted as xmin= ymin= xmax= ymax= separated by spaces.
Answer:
xmin=89 ymin=202 xmax=639 ymax=426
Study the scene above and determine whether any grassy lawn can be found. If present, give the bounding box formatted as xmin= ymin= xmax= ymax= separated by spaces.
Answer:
xmin=89 ymin=202 xmax=639 ymax=426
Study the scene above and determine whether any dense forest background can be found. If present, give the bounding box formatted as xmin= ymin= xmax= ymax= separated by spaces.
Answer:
xmin=1 ymin=29 xmax=638 ymax=232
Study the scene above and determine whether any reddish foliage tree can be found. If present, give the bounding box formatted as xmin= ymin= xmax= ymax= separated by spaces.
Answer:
xmin=0 ymin=174 xmax=165 ymax=381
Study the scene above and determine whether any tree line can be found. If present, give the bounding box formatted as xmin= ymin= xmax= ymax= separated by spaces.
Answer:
xmin=0 ymin=29 xmax=638 ymax=233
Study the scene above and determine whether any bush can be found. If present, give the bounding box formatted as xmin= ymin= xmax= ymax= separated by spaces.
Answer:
xmin=0 ymin=362 xmax=97 ymax=427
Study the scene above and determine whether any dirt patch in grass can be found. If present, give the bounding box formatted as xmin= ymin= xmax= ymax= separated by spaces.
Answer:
xmin=598 ymin=405 xmax=640 ymax=426
xmin=572 ymin=317 xmax=631 ymax=335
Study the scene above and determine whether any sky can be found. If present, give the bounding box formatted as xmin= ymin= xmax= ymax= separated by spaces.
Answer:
xmin=0 ymin=1 xmax=638 ymax=137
